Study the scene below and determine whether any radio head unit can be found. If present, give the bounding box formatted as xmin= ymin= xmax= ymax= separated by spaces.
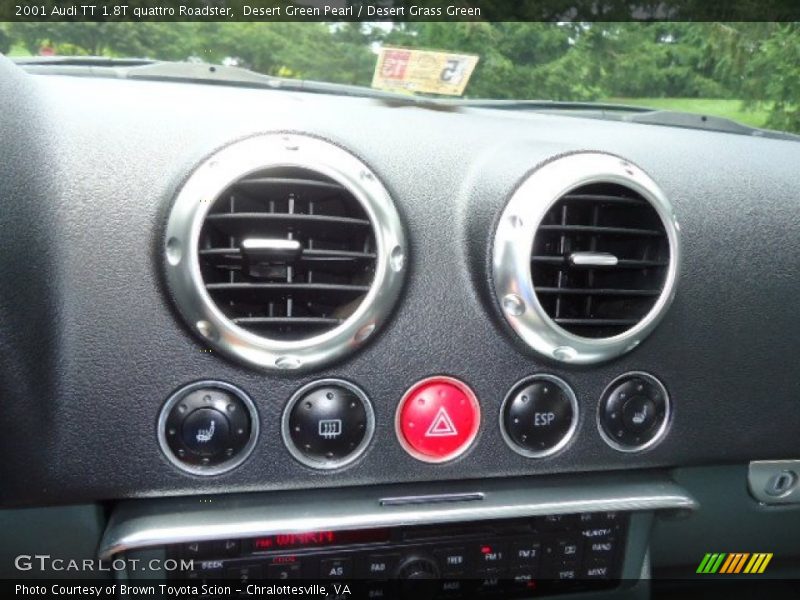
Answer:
xmin=101 ymin=473 xmax=695 ymax=598
xmin=167 ymin=512 xmax=628 ymax=597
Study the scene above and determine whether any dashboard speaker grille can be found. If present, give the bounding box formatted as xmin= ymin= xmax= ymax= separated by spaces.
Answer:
xmin=530 ymin=182 xmax=669 ymax=338
xmin=198 ymin=167 xmax=377 ymax=341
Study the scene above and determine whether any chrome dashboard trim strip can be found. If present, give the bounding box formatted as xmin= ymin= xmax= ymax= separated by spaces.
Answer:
xmin=379 ymin=492 xmax=485 ymax=506
xmin=98 ymin=473 xmax=696 ymax=559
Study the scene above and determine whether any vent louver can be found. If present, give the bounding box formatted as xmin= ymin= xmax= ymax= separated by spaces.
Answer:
xmin=199 ymin=167 xmax=377 ymax=341
xmin=531 ymin=182 xmax=669 ymax=338
xmin=164 ymin=134 xmax=406 ymax=371
xmin=492 ymin=153 xmax=679 ymax=365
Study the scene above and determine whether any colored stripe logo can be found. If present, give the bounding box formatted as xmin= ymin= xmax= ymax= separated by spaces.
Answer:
xmin=697 ymin=553 xmax=773 ymax=574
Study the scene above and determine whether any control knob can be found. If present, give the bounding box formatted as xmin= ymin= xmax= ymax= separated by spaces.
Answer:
xmin=396 ymin=555 xmax=440 ymax=579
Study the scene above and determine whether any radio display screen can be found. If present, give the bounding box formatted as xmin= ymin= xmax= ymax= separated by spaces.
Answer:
xmin=251 ymin=528 xmax=391 ymax=551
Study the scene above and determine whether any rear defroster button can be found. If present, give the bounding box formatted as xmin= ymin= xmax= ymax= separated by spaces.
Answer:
xmin=282 ymin=379 xmax=375 ymax=470
xmin=396 ymin=377 xmax=481 ymax=463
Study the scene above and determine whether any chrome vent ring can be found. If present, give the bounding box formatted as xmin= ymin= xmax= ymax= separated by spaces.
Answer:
xmin=492 ymin=152 xmax=680 ymax=365
xmin=164 ymin=134 xmax=407 ymax=372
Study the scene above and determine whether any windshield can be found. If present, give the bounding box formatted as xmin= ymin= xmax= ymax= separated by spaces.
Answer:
xmin=2 ymin=21 xmax=798 ymax=134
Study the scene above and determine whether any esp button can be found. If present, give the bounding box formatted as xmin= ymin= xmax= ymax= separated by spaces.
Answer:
xmin=500 ymin=375 xmax=578 ymax=458
xmin=396 ymin=377 xmax=481 ymax=463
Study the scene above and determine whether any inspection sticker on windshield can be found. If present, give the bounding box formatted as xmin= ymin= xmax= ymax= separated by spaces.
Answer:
xmin=372 ymin=47 xmax=479 ymax=96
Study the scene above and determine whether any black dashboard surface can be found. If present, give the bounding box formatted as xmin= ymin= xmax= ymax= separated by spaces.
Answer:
xmin=2 ymin=57 xmax=800 ymax=507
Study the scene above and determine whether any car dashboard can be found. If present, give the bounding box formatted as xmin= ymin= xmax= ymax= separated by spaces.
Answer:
xmin=1 ymin=55 xmax=800 ymax=596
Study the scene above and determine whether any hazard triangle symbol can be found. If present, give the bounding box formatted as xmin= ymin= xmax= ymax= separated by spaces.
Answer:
xmin=425 ymin=407 xmax=458 ymax=437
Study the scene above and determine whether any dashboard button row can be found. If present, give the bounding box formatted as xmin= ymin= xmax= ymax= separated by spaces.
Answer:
xmin=159 ymin=374 xmax=670 ymax=475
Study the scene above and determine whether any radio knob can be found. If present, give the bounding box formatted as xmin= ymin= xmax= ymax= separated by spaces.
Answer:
xmin=396 ymin=556 xmax=440 ymax=579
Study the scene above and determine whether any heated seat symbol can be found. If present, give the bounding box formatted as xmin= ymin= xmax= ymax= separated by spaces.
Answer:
xmin=196 ymin=420 xmax=216 ymax=443
xmin=425 ymin=407 xmax=458 ymax=437
xmin=631 ymin=406 xmax=648 ymax=425
xmin=318 ymin=419 xmax=343 ymax=439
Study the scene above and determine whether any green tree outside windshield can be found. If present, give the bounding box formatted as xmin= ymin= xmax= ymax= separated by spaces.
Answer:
xmin=1 ymin=21 xmax=797 ymax=133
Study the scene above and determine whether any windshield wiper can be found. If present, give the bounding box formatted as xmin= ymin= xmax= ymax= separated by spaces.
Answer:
xmin=462 ymin=99 xmax=799 ymax=142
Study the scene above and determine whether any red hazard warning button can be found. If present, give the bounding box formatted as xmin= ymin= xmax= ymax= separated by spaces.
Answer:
xmin=395 ymin=376 xmax=481 ymax=463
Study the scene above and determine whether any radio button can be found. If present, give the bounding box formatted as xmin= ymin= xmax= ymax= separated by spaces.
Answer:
xmin=434 ymin=547 xmax=468 ymax=575
xmin=364 ymin=554 xmax=400 ymax=578
xmin=555 ymin=538 xmax=582 ymax=563
xmin=584 ymin=536 xmax=618 ymax=561
xmin=474 ymin=542 xmax=507 ymax=572
xmin=510 ymin=539 xmax=541 ymax=567
xmin=538 ymin=514 xmax=578 ymax=531
xmin=543 ymin=536 xmax=582 ymax=566
xmin=438 ymin=579 xmax=466 ymax=597
xmin=267 ymin=562 xmax=302 ymax=580
xmin=476 ymin=575 xmax=503 ymax=594
xmin=511 ymin=571 xmax=536 ymax=584
xmin=183 ymin=541 xmax=214 ymax=558
xmin=196 ymin=559 xmax=225 ymax=572
xmin=227 ymin=564 xmax=262 ymax=583
xmin=365 ymin=583 xmax=390 ymax=598
xmin=320 ymin=557 xmax=353 ymax=578
xmin=509 ymin=571 xmax=538 ymax=595
xmin=582 ymin=561 xmax=612 ymax=579
xmin=216 ymin=539 xmax=240 ymax=557
xmin=552 ymin=566 xmax=578 ymax=580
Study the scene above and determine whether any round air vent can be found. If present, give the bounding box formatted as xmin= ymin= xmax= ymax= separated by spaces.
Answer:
xmin=492 ymin=153 xmax=680 ymax=364
xmin=164 ymin=134 xmax=406 ymax=371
